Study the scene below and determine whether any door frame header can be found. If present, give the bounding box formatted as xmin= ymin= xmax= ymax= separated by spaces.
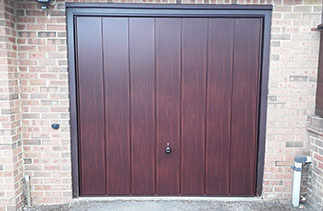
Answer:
xmin=66 ymin=3 xmax=272 ymax=198
xmin=66 ymin=3 xmax=272 ymax=10
xmin=66 ymin=3 xmax=272 ymax=17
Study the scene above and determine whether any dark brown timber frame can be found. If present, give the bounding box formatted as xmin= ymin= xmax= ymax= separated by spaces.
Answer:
xmin=66 ymin=3 xmax=272 ymax=198
xmin=315 ymin=24 xmax=323 ymax=117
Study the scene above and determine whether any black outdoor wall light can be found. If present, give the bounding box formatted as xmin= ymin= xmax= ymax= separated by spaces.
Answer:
xmin=36 ymin=0 xmax=56 ymax=10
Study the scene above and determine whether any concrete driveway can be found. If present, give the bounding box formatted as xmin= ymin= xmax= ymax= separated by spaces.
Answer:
xmin=24 ymin=198 xmax=311 ymax=211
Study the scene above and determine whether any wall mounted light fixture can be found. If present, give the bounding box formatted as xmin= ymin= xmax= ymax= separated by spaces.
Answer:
xmin=36 ymin=0 xmax=56 ymax=10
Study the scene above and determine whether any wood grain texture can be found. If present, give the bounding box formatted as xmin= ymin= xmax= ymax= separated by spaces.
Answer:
xmin=181 ymin=18 xmax=208 ymax=195
xmin=129 ymin=18 xmax=156 ymax=195
xmin=76 ymin=17 xmax=106 ymax=195
xmin=230 ymin=18 xmax=261 ymax=196
xmin=206 ymin=18 xmax=234 ymax=195
xmin=102 ymin=18 xmax=131 ymax=195
xmin=155 ymin=18 xmax=181 ymax=195
xmin=75 ymin=16 xmax=263 ymax=197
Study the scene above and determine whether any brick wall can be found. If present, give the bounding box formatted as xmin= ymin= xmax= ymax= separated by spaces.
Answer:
xmin=0 ymin=0 xmax=322 ymax=209
xmin=263 ymin=0 xmax=321 ymax=199
xmin=307 ymin=116 xmax=323 ymax=210
xmin=16 ymin=0 xmax=72 ymax=206
xmin=0 ymin=0 xmax=23 ymax=211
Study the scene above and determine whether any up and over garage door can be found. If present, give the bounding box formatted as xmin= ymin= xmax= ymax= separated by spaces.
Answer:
xmin=72 ymin=5 xmax=269 ymax=197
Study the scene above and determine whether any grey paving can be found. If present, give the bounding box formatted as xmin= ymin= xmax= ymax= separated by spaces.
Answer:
xmin=24 ymin=199 xmax=313 ymax=211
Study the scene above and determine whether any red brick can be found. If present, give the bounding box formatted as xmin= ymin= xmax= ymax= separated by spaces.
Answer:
xmin=314 ymin=153 xmax=323 ymax=162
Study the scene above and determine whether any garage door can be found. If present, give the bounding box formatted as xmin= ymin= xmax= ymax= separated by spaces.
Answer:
xmin=75 ymin=16 xmax=262 ymax=196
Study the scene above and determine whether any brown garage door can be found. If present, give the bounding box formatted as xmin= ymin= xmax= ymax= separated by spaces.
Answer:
xmin=75 ymin=16 xmax=262 ymax=196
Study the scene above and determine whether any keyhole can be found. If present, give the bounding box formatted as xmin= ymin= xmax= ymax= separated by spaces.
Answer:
xmin=165 ymin=142 xmax=171 ymax=153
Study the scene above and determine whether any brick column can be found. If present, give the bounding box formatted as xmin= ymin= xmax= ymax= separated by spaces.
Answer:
xmin=0 ymin=0 xmax=23 ymax=210
xmin=307 ymin=116 xmax=323 ymax=210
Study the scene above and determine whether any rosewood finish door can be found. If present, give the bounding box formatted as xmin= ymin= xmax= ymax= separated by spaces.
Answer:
xmin=76 ymin=16 xmax=262 ymax=196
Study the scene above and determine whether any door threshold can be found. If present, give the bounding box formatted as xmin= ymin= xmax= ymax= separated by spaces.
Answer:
xmin=76 ymin=196 xmax=262 ymax=202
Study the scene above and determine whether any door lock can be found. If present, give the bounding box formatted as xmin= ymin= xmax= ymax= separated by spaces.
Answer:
xmin=165 ymin=142 xmax=171 ymax=153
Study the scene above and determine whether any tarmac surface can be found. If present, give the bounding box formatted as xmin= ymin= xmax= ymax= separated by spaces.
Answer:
xmin=24 ymin=198 xmax=313 ymax=211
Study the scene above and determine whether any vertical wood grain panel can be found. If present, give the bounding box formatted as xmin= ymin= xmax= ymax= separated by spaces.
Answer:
xmin=76 ymin=15 xmax=263 ymax=197
xmin=102 ymin=18 xmax=130 ymax=195
xmin=155 ymin=18 xmax=181 ymax=195
xmin=76 ymin=17 xmax=105 ymax=195
xmin=206 ymin=18 xmax=234 ymax=195
xmin=181 ymin=18 xmax=208 ymax=195
xmin=129 ymin=18 xmax=155 ymax=195
xmin=230 ymin=18 xmax=261 ymax=196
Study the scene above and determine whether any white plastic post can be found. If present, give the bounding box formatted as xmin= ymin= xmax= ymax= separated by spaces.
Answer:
xmin=24 ymin=175 xmax=31 ymax=207
xmin=292 ymin=161 xmax=302 ymax=207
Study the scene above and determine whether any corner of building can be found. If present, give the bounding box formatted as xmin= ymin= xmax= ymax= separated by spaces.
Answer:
xmin=0 ymin=0 xmax=24 ymax=210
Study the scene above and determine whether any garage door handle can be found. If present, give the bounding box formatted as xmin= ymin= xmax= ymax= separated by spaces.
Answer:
xmin=165 ymin=143 xmax=171 ymax=153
